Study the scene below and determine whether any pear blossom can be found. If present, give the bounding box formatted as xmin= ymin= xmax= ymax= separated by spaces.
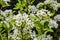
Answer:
xmin=54 ymin=14 xmax=60 ymax=21
xmin=0 ymin=0 xmax=60 ymax=40
xmin=14 ymin=11 xmax=34 ymax=28
xmin=37 ymin=33 xmax=53 ymax=40
xmin=44 ymin=0 xmax=58 ymax=11
xmin=48 ymin=19 xmax=58 ymax=28
xmin=36 ymin=9 xmax=51 ymax=17
xmin=13 ymin=11 xmax=35 ymax=38
xmin=44 ymin=0 xmax=57 ymax=4
xmin=8 ymin=27 xmax=20 ymax=40
xmin=29 ymin=30 xmax=36 ymax=40
xmin=0 ymin=10 xmax=12 ymax=17
xmin=28 ymin=5 xmax=37 ymax=13
xmin=30 ymin=13 xmax=35 ymax=17
xmin=50 ymin=3 xmax=58 ymax=11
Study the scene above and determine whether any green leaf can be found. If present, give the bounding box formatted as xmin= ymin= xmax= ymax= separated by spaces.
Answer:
xmin=44 ymin=21 xmax=49 ymax=28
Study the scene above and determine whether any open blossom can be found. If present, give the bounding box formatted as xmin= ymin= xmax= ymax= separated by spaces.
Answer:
xmin=50 ymin=3 xmax=58 ymax=11
xmin=0 ymin=10 xmax=13 ymax=22
xmin=28 ymin=5 xmax=37 ymax=13
xmin=54 ymin=14 xmax=60 ymax=21
xmin=8 ymin=27 xmax=20 ymax=40
xmin=13 ymin=11 xmax=34 ymax=31
xmin=30 ymin=13 xmax=35 ymax=17
xmin=44 ymin=0 xmax=58 ymax=11
xmin=13 ymin=11 xmax=35 ymax=40
xmin=8 ymin=34 xmax=20 ymax=40
xmin=44 ymin=0 xmax=57 ymax=4
xmin=0 ymin=0 xmax=60 ymax=40
xmin=13 ymin=28 xmax=18 ymax=35
xmin=29 ymin=30 xmax=36 ymax=40
xmin=36 ymin=9 xmax=47 ymax=17
xmin=48 ymin=19 xmax=58 ymax=28
xmin=37 ymin=33 xmax=53 ymax=40
xmin=0 ymin=10 xmax=12 ymax=17
xmin=36 ymin=9 xmax=51 ymax=17
xmin=14 ymin=12 xmax=34 ymax=27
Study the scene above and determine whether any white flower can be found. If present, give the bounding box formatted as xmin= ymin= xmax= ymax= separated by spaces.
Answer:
xmin=54 ymin=14 xmax=60 ymax=21
xmin=44 ymin=0 xmax=52 ymax=4
xmin=48 ymin=19 xmax=58 ymax=28
xmin=36 ymin=9 xmax=51 ymax=17
xmin=5 ymin=17 xmax=12 ymax=22
xmin=8 ymin=27 xmax=20 ymax=40
xmin=22 ymin=13 xmax=29 ymax=21
xmin=13 ymin=12 xmax=35 ymax=36
xmin=13 ymin=28 xmax=18 ymax=35
xmin=30 ymin=30 xmax=36 ymax=39
xmin=47 ymin=35 xmax=53 ymax=40
xmin=14 ymin=11 xmax=35 ymax=28
xmin=28 ymin=5 xmax=37 ymax=13
xmin=37 ymin=33 xmax=53 ymax=40
xmin=50 ymin=3 xmax=58 ymax=11
xmin=27 ymin=20 xmax=34 ymax=28
xmin=30 ymin=13 xmax=35 ymax=17
xmin=47 ymin=11 xmax=51 ymax=16
xmin=44 ymin=0 xmax=58 ymax=11
xmin=4 ymin=10 xmax=12 ymax=13
xmin=0 ymin=10 xmax=12 ymax=17
xmin=44 ymin=0 xmax=57 ymax=4
xmin=0 ymin=10 xmax=13 ymax=22
xmin=36 ymin=9 xmax=47 ymax=17
xmin=8 ymin=34 xmax=19 ymax=40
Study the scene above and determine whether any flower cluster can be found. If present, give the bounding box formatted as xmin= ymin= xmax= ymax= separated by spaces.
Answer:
xmin=13 ymin=11 xmax=34 ymax=28
xmin=54 ymin=14 xmax=60 ymax=21
xmin=28 ymin=5 xmax=37 ymax=14
xmin=44 ymin=0 xmax=58 ymax=10
xmin=12 ymin=11 xmax=35 ymax=40
xmin=0 ymin=0 xmax=60 ymax=40
xmin=37 ymin=33 xmax=53 ymax=40
xmin=48 ymin=19 xmax=58 ymax=28
xmin=37 ymin=0 xmax=60 ymax=11
xmin=36 ymin=9 xmax=51 ymax=17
